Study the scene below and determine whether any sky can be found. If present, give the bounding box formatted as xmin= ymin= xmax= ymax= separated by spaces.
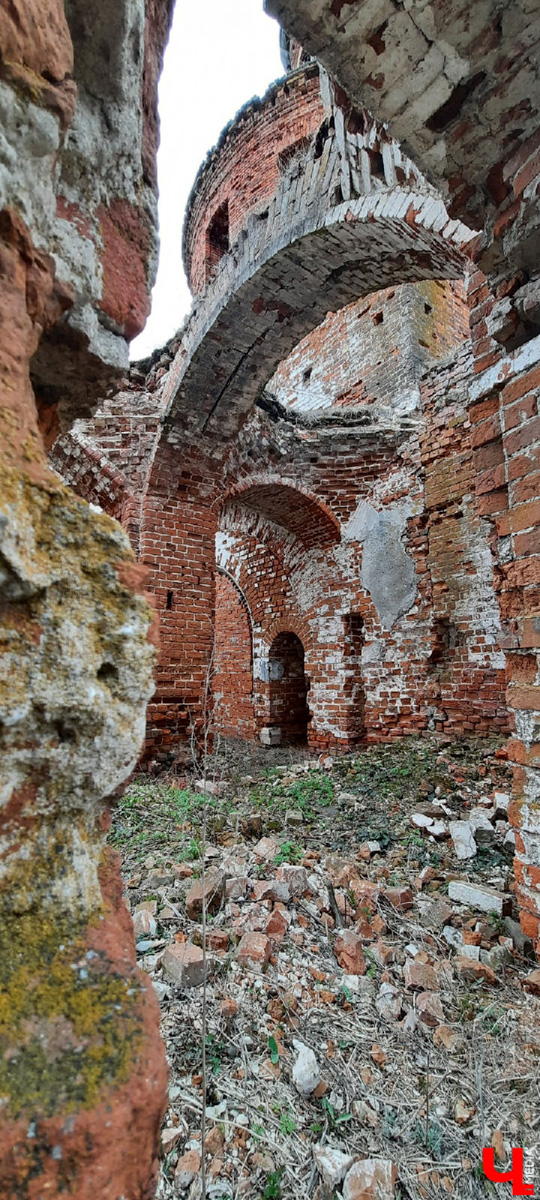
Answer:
xmin=130 ymin=0 xmax=284 ymax=359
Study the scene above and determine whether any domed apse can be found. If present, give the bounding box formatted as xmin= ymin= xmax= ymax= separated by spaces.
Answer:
xmin=228 ymin=483 xmax=341 ymax=549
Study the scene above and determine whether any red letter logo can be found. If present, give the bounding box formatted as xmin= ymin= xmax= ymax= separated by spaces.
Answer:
xmin=483 ymin=1149 xmax=534 ymax=1196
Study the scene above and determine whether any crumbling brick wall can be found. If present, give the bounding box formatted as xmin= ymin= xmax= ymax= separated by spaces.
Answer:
xmin=265 ymin=0 xmax=540 ymax=325
xmin=66 ymin=63 xmax=506 ymax=773
xmin=268 ymin=281 xmax=469 ymax=415
xmin=213 ymin=322 xmax=508 ymax=751
xmin=466 ymin=335 xmax=540 ymax=949
xmin=184 ymin=64 xmax=324 ymax=295
xmin=421 ymin=346 xmax=509 ymax=733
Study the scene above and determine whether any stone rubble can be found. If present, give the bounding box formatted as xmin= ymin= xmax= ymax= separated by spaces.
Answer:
xmin=112 ymin=736 xmax=540 ymax=1200
xmin=292 ymin=1042 xmax=322 ymax=1096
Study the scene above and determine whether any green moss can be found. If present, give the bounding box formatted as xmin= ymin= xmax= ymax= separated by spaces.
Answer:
xmin=0 ymin=468 xmax=154 ymax=1121
xmin=0 ymin=857 xmax=142 ymax=1119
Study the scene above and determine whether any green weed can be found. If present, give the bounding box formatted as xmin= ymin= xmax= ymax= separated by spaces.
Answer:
xmin=274 ymin=841 xmax=303 ymax=866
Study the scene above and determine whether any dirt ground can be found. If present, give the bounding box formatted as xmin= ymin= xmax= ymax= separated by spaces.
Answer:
xmin=111 ymin=735 xmax=540 ymax=1200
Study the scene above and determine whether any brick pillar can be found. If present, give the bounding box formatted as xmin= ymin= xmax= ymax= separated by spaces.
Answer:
xmin=140 ymin=450 xmax=218 ymax=763
xmin=214 ymin=572 xmax=255 ymax=740
xmin=468 ymin=330 xmax=540 ymax=953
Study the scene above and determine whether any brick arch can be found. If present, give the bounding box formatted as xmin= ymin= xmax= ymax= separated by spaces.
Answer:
xmin=153 ymin=187 xmax=475 ymax=459
xmin=220 ymin=478 xmax=341 ymax=549
xmin=262 ymin=613 xmax=313 ymax=657
xmin=146 ymin=99 xmax=476 ymax=473
xmin=266 ymin=0 xmax=539 ymax=243
xmin=140 ymin=102 xmax=475 ymax=761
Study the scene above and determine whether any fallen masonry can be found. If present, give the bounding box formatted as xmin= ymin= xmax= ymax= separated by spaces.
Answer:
xmin=112 ymin=736 xmax=540 ymax=1200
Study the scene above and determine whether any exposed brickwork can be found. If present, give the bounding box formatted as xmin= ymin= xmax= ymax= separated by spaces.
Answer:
xmin=184 ymin=65 xmax=324 ymax=295
xmin=466 ymin=335 xmax=540 ymax=951
xmin=62 ymin=68 xmax=502 ymax=767
xmin=420 ymin=348 xmax=509 ymax=735
xmin=213 ymin=572 xmax=255 ymax=741
xmin=214 ymin=363 xmax=508 ymax=751
xmin=140 ymin=449 xmax=218 ymax=761
xmin=269 ymin=280 xmax=469 ymax=415
xmin=266 ymin=0 xmax=540 ymax=259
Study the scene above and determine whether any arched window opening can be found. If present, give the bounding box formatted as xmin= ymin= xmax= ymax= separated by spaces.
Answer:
xmin=268 ymin=632 xmax=309 ymax=746
xmin=206 ymin=200 xmax=229 ymax=281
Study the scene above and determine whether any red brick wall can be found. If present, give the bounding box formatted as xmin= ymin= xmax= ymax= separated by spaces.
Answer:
xmin=467 ymin=335 xmax=540 ymax=950
xmin=213 ymin=374 xmax=508 ymax=750
xmin=420 ymin=348 xmax=509 ymax=735
xmin=216 ymin=497 xmax=368 ymax=750
xmin=184 ymin=65 xmax=323 ymax=294
xmin=140 ymin=453 xmax=218 ymax=762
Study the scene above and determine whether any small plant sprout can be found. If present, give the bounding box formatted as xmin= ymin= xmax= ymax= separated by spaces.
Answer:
xmin=268 ymin=1034 xmax=279 ymax=1064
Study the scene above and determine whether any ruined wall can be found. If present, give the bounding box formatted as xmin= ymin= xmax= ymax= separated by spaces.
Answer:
xmin=421 ymin=346 xmax=508 ymax=732
xmin=465 ymin=335 xmax=540 ymax=950
xmin=0 ymin=0 xmax=174 ymax=1191
xmin=260 ymin=1 xmax=540 ymax=952
xmin=124 ymin=78 xmax=473 ymax=765
xmin=61 ymin=64 xmax=489 ymax=772
xmin=268 ymin=280 xmax=469 ymax=415
xmin=183 ymin=64 xmax=324 ymax=295
xmin=140 ymin=444 xmax=219 ymax=762
xmin=213 ymin=366 xmax=508 ymax=751
xmin=265 ymin=0 xmax=540 ymax=314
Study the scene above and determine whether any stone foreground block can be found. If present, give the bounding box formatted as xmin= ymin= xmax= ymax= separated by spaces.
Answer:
xmin=448 ymin=880 xmax=510 ymax=915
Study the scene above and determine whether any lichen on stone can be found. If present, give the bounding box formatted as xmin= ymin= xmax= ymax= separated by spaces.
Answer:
xmin=0 ymin=860 xmax=143 ymax=1119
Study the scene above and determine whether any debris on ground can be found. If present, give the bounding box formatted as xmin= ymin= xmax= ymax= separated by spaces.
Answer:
xmin=111 ymin=735 xmax=540 ymax=1200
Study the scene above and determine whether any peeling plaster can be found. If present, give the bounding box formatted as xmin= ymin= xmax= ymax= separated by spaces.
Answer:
xmin=344 ymin=499 xmax=418 ymax=629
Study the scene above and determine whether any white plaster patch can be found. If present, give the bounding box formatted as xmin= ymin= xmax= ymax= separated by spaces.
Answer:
xmin=215 ymin=530 xmax=237 ymax=567
xmin=343 ymin=499 xmax=418 ymax=629
xmin=362 ymin=640 xmax=386 ymax=664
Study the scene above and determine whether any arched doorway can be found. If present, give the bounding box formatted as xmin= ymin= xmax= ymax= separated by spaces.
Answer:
xmin=268 ymin=632 xmax=309 ymax=746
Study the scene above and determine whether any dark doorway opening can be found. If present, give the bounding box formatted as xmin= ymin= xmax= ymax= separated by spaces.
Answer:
xmin=268 ymin=631 xmax=309 ymax=745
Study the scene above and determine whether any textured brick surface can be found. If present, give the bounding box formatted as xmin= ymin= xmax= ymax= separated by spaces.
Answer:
xmin=266 ymin=0 xmax=540 ymax=288
xmin=467 ymin=334 xmax=540 ymax=950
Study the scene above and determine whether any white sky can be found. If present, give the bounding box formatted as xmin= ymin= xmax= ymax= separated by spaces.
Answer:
xmin=130 ymin=0 xmax=284 ymax=360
